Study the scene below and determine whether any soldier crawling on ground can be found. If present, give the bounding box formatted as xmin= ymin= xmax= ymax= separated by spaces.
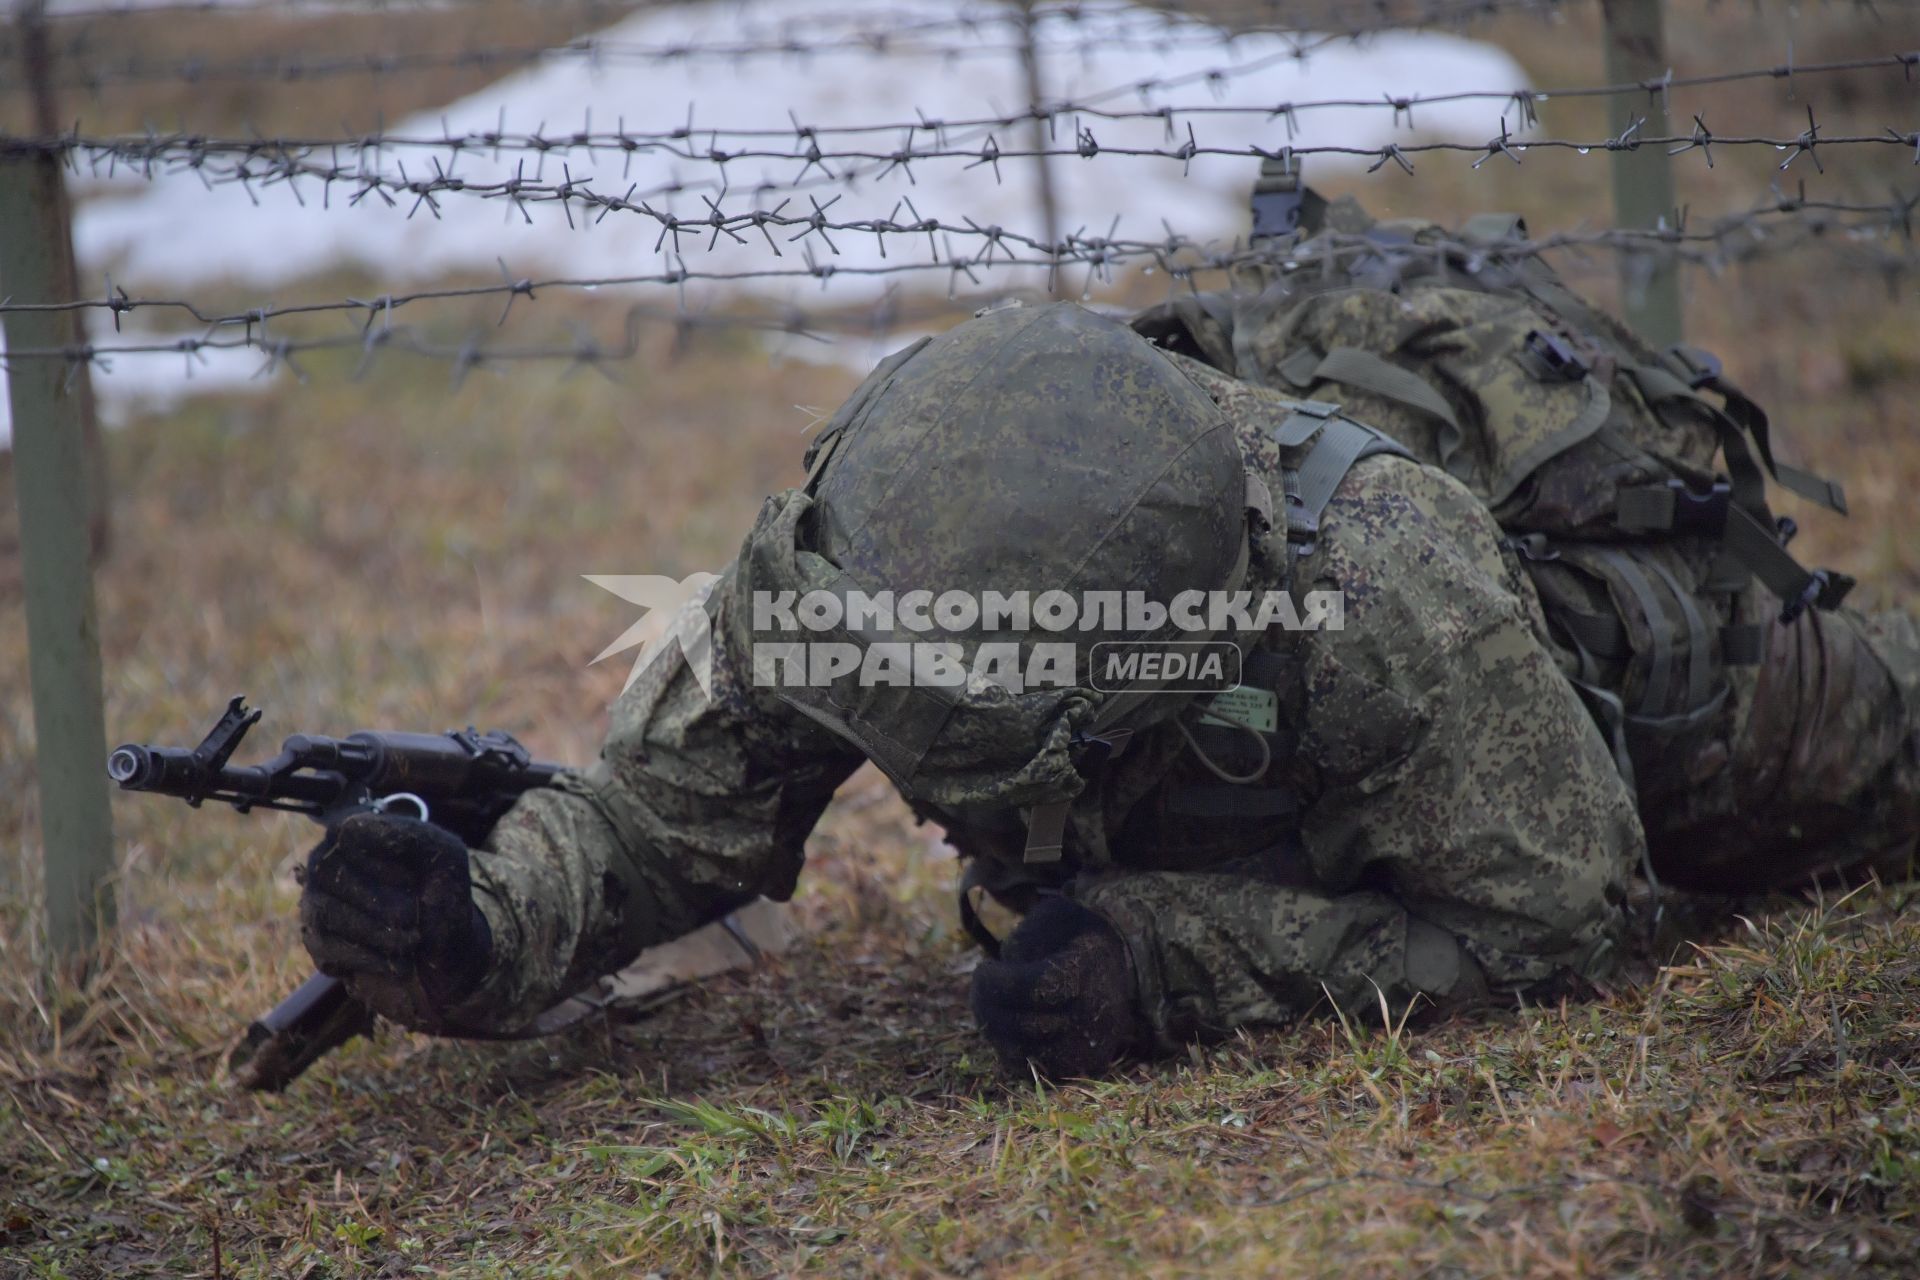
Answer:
xmin=297 ymin=203 xmax=1920 ymax=1079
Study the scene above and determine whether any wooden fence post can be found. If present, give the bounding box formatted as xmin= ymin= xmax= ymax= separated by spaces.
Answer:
xmin=2 ymin=0 xmax=116 ymax=965
xmin=1602 ymin=0 xmax=1684 ymax=346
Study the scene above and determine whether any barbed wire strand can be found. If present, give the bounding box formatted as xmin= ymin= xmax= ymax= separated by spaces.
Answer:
xmin=1 ymin=1 xmax=1914 ymax=380
xmin=5 ymin=191 xmax=1914 ymax=383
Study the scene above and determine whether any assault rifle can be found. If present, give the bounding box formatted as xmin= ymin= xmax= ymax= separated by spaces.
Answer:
xmin=106 ymin=696 xmax=567 ymax=1091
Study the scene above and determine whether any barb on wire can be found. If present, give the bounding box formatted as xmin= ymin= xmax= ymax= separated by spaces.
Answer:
xmin=0 ymin=300 xmax=840 ymax=376
xmin=3 ymin=190 xmax=1914 ymax=341
xmin=1 ymin=0 xmax=1913 ymax=392
xmin=8 ymin=124 xmax=1916 ymax=248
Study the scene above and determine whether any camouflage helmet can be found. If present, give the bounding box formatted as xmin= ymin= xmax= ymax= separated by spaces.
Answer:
xmin=736 ymin=302 xmax=1263 ymax=847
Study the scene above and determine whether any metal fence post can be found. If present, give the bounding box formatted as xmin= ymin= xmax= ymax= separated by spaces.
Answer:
xmin=1602 ymin=0 xmax=1683 ymax=347
xmin=3 ymin=0 xmax=116 ymax=964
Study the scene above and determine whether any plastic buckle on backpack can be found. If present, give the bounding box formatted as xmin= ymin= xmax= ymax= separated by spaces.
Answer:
xmin=1250 ymin=158 xmax=1325 ymax=242
xmin=1666 ymin=479 xmax=1732 ymax=535
xmin=1779 ymin=572 xmax=1829 ymax=625
xmin=1521 ymin=330 xmax=1589 ymax=383
xmin=1778 ymin=569 xmax=1856 ymax=625
xmin=1251 ymin=186 xmax=1305 ymax=241
xmin=1775 ymin=515 xmax=1799 ymax=547
xmin=1666 ymin=344 xmax=1724 ymax=390
xmin=1068 ymin=728 xmax=1135 ymax=780
xmin=1283 ymin=499 xmax=1319 ymax=556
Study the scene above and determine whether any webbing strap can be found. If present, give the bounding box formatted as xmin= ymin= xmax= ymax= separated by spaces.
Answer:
xmin=1563 ymin=626 xmax=1606 ymax=686
xmin=1614 ymin=484 xmax=1681 ymax=533
xmin=1308 ymin=346 xmax=1468 ymax=475
xmin=1631 ymin=353 xmax=1848 ymax=521
xmin=1568 ymin=678 xmax=1639 ymax=797
xmin=1599 ymin=550 xmax=1675 ymax=717
xmin=1272 ymin=399 xmax=1343 ymax=448
xmin=1280 ymin=465 xmax=1304 ymax=539
xmin=1723 ymin=503 xmax=1824 ymax=607
xmin=1664 ymin=345 xmax=1847 ymax=516
xmin=1556 ymin=609 xmax=1630 ymax=660
xmin=1773 ymin=461 xmax=1849 ymax=513
xmin=1627 ymin=360 xmax=1770 ymax=517
xmin=1643 ymin=557 xmax=1713 ymax=711
xmin=1292 ymin=418 xmax=1411 ymax=533
xmin=1624 ymin=358 xmax=1835 ymax=607
xmin=1023 ymin=801 xmax=1070 ymax=864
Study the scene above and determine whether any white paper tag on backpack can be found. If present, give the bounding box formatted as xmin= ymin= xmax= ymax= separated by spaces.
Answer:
xmin=1199 ymin=685 xmax=1278 ymax=734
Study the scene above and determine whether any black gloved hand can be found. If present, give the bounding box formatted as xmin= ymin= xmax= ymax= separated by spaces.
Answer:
xmin=299 ymin=812 xmax=493 ymax=1028
xmin=969 ymin=896 xmax=1143 ymax=1079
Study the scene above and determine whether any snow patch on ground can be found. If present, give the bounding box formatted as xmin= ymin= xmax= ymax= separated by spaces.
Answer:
xmin=75 ymin=0 xmax=1530 ymax=300
xmin=6 ymin=0 xmax=1532 ymax=439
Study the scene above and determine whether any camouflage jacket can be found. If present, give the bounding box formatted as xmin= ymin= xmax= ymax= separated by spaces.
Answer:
xmin=445 ymin=352 xmax=1642 ymax=1037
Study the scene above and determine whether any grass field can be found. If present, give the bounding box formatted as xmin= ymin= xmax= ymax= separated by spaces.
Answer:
xmin=3 ymin=1 xmax=1919 ymax=1275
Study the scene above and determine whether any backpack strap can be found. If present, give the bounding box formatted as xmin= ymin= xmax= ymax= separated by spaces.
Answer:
xmin=1724 ymin=503 xmax=1855 ymax=619
xmin=1281 ymin=411 xmax=1417 ymax=554
xmin=1277 ymin=345 xmax=1471 ymax=481
xmin=1660 ymin=345 xmax=1847 ymax=514
xmin=1617 ymin=348 xmax=1855 ymax=621
xmin=1641 ymin=556 xmax=1715 ymax=712
xmin=1597 ymin=549 xmax=1679 ymax=716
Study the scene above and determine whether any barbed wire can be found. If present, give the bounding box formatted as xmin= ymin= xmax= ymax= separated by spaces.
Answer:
xmin=0 ymin=300 xmax=874 ymax=389
xmin=6 ymin=44 xmax=1914 ymax=163
xmin=3 ymin=0 xmax=1916 ymax=384
xmin=4 ymin=192 xmax=1913 ymax=379
xmin=5 ymin=108 xmax=1912 ymax=260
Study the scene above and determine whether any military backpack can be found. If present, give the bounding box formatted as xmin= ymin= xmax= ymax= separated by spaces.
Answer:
xmin=1132 ymin=175 xmax=1855 ymax=807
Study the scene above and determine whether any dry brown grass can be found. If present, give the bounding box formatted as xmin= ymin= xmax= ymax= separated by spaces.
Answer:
xmin=2 ymin=1 xmax=1919 ymax=1276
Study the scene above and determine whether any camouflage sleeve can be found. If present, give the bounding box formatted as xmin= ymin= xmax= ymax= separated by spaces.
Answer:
xmin=1079 ymin=456 xmax=1644 ymax=1044
xmin=444 ymin=555 xmax=863 ymax=1032
xmin=1291 ymin=455 xmax=1643 ymax=994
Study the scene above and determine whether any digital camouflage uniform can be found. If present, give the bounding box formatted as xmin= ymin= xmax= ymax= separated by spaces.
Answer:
xmin=437 ymin=302 xmax=1920 ymax=1054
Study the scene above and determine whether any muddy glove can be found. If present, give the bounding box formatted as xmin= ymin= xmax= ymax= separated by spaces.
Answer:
xmin=969 ymin=896 xmax=1143 ymax=1078
xmin=299 ymin=812 xmax=492 ymax=1029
